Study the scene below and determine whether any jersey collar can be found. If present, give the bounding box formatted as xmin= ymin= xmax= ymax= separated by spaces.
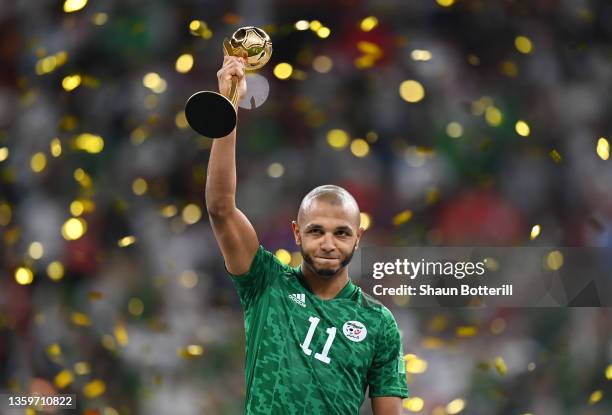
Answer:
xmin=295 ymin=265 xmax=357 ymax=300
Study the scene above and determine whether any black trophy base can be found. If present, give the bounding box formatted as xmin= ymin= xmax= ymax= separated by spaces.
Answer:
xmin=185 ymin=91 xmax=237 ymax=138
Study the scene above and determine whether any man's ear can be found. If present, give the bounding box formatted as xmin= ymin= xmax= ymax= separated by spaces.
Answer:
xmin=291 ymin=221 xmax=301 ymax=245
xmin=355 ymin=226 xmax=365 ymax=249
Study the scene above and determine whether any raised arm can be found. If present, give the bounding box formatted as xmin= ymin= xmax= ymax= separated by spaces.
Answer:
xmin=372 ymin=396 xmax=402 ymax=415
xmin=205 ymin=55 xmax=259 ymax=275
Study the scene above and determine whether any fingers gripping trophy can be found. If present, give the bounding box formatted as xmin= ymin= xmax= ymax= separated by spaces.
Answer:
xmin=185 ymin=26 xmax=272 ymax=138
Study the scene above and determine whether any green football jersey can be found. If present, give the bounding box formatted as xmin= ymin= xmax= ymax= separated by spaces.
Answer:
xmin=229 ymin=246 xmax=409 ymax=414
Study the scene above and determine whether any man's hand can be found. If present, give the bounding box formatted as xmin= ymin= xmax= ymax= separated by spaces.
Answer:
xmin=217 ymin=55 xmax=247 ymax=103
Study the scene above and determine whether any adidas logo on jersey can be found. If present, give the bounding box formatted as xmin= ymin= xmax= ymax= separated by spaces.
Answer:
xmin=289 ymin=293 xmax=306 ymax=307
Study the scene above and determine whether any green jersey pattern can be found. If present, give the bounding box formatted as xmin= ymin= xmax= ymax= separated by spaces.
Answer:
xmin=229 ymin=245 xmax=409 ymax=414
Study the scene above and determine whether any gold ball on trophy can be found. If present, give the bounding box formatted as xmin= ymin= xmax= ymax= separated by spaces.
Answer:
xmin=228 ymin=26 xmax=273 ymax=70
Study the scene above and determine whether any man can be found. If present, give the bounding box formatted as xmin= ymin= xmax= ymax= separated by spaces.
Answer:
xmin=206 ymin=55 xmax=408 ymax=414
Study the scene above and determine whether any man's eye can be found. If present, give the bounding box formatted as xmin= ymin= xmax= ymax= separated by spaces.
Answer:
xmin=308 ymin=229 xmax=323 ymax=234
xmin=335 ymin=231 xmax=348 ymax=236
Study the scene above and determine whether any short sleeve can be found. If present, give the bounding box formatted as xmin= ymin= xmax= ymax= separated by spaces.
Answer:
xmin=367 ymin=309 xmax=409 ymax=398
xmin=227 ymin=245 xmax=287 ymax=310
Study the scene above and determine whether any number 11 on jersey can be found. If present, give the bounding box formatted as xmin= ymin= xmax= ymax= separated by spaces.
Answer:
xmin=300 ymin=316 xmax=337 ymax=364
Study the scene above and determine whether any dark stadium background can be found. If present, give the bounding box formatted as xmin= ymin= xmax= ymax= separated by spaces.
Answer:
xmin=1 ymin=0 xmax=611 ymax=414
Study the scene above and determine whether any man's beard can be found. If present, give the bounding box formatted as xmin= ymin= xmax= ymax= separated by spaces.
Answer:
xmin=301 ymin=244 xmax=356 ymax=279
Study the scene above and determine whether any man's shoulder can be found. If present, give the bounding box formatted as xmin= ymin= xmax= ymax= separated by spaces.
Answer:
xmin=356 ymin=290 xmax=400 ymax=327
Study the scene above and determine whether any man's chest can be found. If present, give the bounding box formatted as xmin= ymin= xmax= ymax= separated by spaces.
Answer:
xmin=260 ymin=277 xmax=378 ymax=375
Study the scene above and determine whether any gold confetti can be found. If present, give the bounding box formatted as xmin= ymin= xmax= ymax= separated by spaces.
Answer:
xmin=403 ymin=397 xmax=424 ymax=411
xmin=588 ymin=389 xmax=602 ymax=405
xmin=359 ymin=213 xmax=372 ymax=230
xmin=267 ymin=163 xmax=284 ymax=178
xmin=490 ymin=318 xmax=506 ymax=334
xmin=309 ymin=20 xmax=322 ymax=31
xmin=392 ymin=210 xmax=413 ymax=226
xmin=350 ymin=139 xmax=369 ymax=157
xmin=71 ymin=312 xmax=91 ymax=326
xmin=467 ymin=55 xmax=480 ymax=65
xmin=494 ymin=356 xmax=507 ymax=375
xmin=30 ymin=152 xmax=47 ymax=173
xmin=428 ymin=315 xmax=447 ymax=332
xmin=160 ymin=204 xmax=178 ymax=218
xmin=177 ymin=344 xmax=204 ymax=358
xmin=549 ymin=149 xmax=562 ymax=163
xmin=62 ymin=74 xmax=81 ymax=91
xmin=294 ymin=20 xmax=309 ymax=31
xmin=515 ymin=36 xmax=533 ymax=54
xmin=605 ymin=364 xmax=612 ymax=380
xmin=360 ymin=16 xmax=378 ymax=32
xmin=114 ymin=322 xmax=129 ymax=346
xmin=74 ymin=361 xmax=90 ymax=375
xmin=132 ymin=178 xmax=147 ymax=195
xmin=128 ymin=297 xmax=144 ymax=316
xmin=118 ymin=236 xmax=136 ymax=247
xmin=175 ymin=54 xmax=194 ymax=73
xmin=316 ymin=27 xmax=331 ymax=39
xmin=74 ymin=133 xmax=104 ymax=153
xmin=188 ymin=20 xmax=212 ymax=38
xmin=50 ymin=138 xmax=62 ymax=157
xmin=545 ymin=250 xmax=563 ymax=270
xmin=47 ymin=343 xmax=62 ymax=358
xmin=64 ymin=0 xmax=88 ymax=13
xmin=83 ymin=379 xmax=106 ymax=398
xmin=358 ymin=41 xmax=382 ymax=56
xmin=446 ymin=398 xmax=466 ymax=414
xmin=411 ymin=49 xmax=432 ymax=61
xmin=530 ymin=224 xmax=541 ymax=240
xmin=47 ymin=261 xmax=65 ymax=281
xmin=88 ymin=291 xmax=104 ymax=300
xmin=102 ymin=334 xmax=116 ymax=351
xmin=404 ymin=354 xmax=428 ymax=374
xmin=426 ymin=187 xmax=440 ymax=205
xmin=516 ymin=120 xmax=530 ymax=137
xmin=437 ymin=0 xmax=456 ymax=7
xmin=54 ymin=369 xmax=74 ymax=389
xmin=485 ymin=106 xmax=503 ymax=126
xmin=399 ymin=80 xmax=425 ymax=103
xmin=62 ymin=217 xmax=87 ymax=240
xmin=179 ymin=271 xmax=198 ymax=288
xmin=92 ymin=12 xmax=107 ymax=25
xmin=456 ymin=326 xmax=477 ymax=337
xmin=422 ymin=337 xmax=443 ymax=348
xmin=15 ymin=267 xmax=34 ymax=285
xmin=28 ymin=241 xmax=45 ymax=259
xmin=500 ymin=60 xmax=518 ymax=77
xmin=273 ymin=63 xmax=293 ymax=80
xmin=275 ymin=249 xmax=291 ymax=265
xmin=0 ymin=147 xmax=8 ymax=162
xmin=446 ymin=122 xmax=463 ymax=138
xmin=597 ymin=137 xmax=609 ymax=160
xmin=73 ymin=168 xmax=92 ymax=187
xmin=0 ymin=202 xmax=11 ymax=226
xmin=327 ymin=129 xmax=349 ymax=149
xmin=182 ymin=204 xmax=202 ymax=224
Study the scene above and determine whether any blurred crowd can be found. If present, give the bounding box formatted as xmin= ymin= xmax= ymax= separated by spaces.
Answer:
xmin=1 ymin=0 xmax=611 ymax=414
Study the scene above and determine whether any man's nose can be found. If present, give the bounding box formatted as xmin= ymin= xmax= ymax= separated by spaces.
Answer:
xmin=320 ymin=233 xmax=336 ymax=251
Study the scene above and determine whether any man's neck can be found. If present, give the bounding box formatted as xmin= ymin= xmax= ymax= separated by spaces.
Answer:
xmin=300 ymin=265 xmax=350 ymax=300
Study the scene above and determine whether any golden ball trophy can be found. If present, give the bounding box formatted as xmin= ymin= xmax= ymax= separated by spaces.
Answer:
xmin=185 ymin=26 xmax=272 ymax=138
